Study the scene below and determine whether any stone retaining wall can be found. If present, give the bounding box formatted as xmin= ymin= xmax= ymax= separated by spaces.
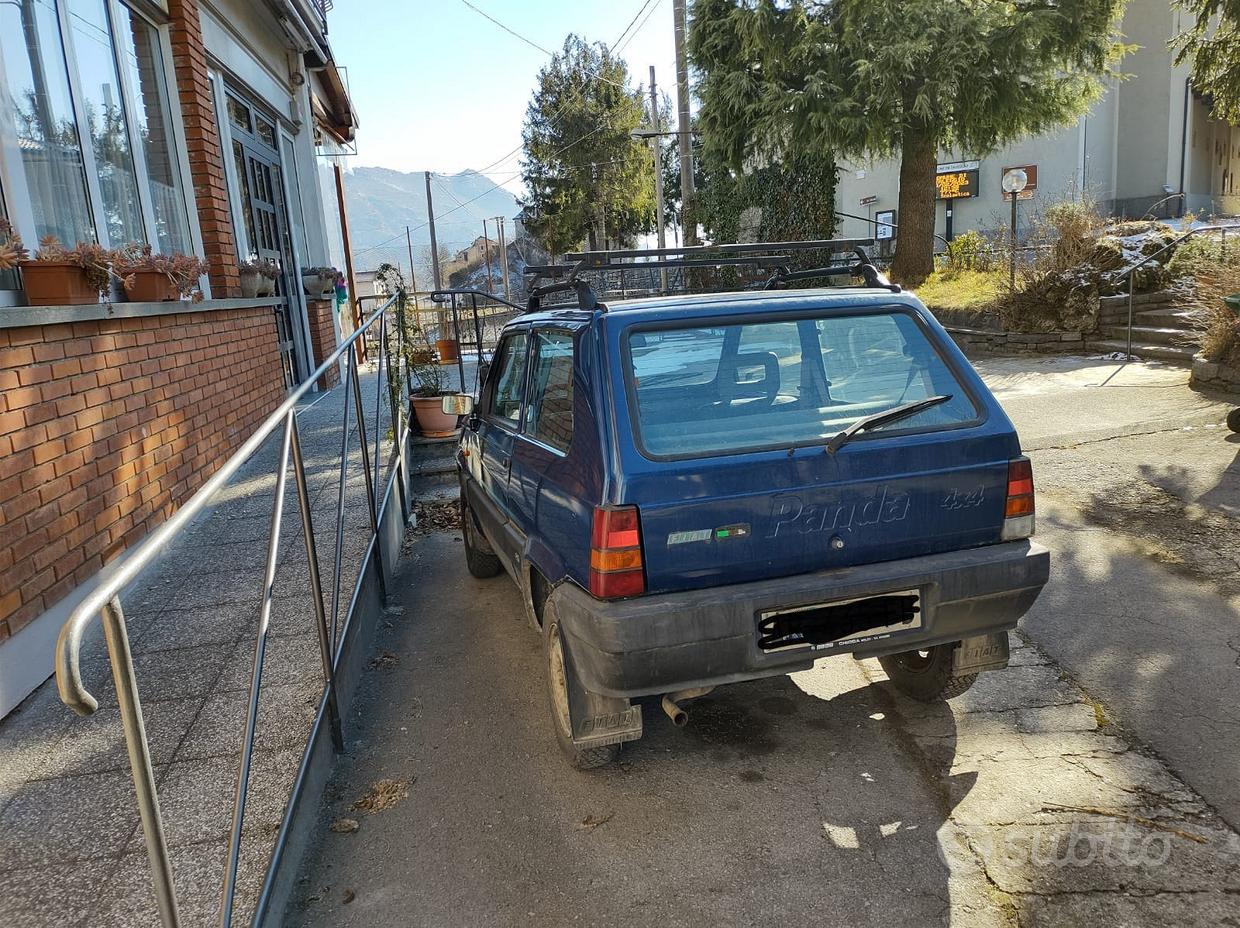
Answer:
xmin=1190 ymin=353 xmax=1240 ymax=394
xmin=943 ymin=326 xmax=1089 ymax=356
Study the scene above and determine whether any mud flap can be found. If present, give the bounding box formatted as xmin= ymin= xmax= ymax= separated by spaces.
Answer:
xmin=952 ymin=632 xmax=1010 ymax=674
xmin=560 ymin=631 xmax=642 ymax=749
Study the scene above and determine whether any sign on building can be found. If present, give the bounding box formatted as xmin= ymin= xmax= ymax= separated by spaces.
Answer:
xmin=875 ymin=210 xmax=896 ymax=240
xmin=935 ymin=161 xmax=980 ymax=200
xmin=1001 ymin=164 xmax=1038 ymax=201
xmin=860 ymin=194 xmax=878 ymax=206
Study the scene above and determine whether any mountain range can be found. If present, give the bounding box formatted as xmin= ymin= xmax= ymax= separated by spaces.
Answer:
xmin=339 ymin=166 xmax=522 ymax=280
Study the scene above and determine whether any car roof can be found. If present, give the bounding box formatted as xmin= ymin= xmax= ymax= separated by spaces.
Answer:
xmin=514 ymin=287 xmax=925 ymax=329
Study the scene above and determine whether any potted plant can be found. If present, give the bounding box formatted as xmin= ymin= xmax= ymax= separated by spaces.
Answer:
xmin=112 ymin=244 xmax=208 ymax=302
xmin=301 ymin=266 xmax=337 ymax=298
xmin=239 ymin=258 xmax=280 ymax=298
xmin=407 ymin=324 xmax=459 ymax=436
xmin=20 ymin=237 xmax=111 ymax=306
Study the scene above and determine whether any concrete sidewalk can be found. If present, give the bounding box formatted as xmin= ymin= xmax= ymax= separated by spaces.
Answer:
xmin=0 ymin=366 xmax=399 ymax=928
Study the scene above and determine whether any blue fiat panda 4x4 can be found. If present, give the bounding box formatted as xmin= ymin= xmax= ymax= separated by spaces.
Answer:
xmin=449 ymin=274 xmax=1049 ymax=769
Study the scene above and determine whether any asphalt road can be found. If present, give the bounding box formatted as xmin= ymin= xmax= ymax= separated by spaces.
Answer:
xmin=979 ymin=356 xmax=1240 ymax=831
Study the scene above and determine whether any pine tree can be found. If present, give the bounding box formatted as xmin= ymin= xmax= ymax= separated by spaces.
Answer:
xmin=690 ymin=0 xmax=1129 ymax=285
xmin=520 ymin=36 xmax=655 ymax=255
xmin=1174 ymin=0 xmax=1240 ymax=122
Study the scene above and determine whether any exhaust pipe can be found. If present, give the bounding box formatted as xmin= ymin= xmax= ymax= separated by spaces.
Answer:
xmin=660 ymin=687 xmax=715 ymax=727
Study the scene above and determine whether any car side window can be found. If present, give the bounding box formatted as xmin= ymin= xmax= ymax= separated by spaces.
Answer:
xmin=524 ymin=330 xmax=574 ymax=453
xmin=488 ymin=332 xmax=528 ymax=428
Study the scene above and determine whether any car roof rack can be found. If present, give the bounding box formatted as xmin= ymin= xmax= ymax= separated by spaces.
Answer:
xmin=522 ymin=238 xmax=896 ymax=311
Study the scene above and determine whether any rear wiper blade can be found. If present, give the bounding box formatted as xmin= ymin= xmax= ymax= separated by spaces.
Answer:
xmin=825 ymin=395 xmax=953 ymax=455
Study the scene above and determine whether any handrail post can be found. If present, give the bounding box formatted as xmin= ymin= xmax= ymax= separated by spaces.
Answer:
xmin=351 ymin=343 xmax=388 ymax=605
xmin=1126 ymin=272 xmax=1135 ymax=361
xmin=289 ymin=415 xmax=345 ymax=751
xmin=103 ymin=596 xmax=181 ymax=928
xmin=219 ymin=411 xmax=294 ymax=928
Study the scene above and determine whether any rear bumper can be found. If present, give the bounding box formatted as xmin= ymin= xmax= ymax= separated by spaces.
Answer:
xmin=551 ymin=540 xmax=1050 ymax=698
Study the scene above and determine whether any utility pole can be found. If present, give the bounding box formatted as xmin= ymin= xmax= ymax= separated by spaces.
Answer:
xmin=591 ymin=162 xmax=606 ymax=251
xmin=481 ymin=219 xmax=495 ymax=295
xmin=495 ymin=217 xmax=511 ymax=302
xmin=648 ymin=66 xmax=668 ymax=292
xmin=673 ymin=0 xmax=696 ymax=246
xmin=423 ymin=171 xmax=443 ymax=290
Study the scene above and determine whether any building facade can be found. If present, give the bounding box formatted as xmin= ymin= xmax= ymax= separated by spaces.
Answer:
xmin=834 ymin=0 xmax=1240 ymax=245
xmin=0 ymin=0 xmax=357 ymax=716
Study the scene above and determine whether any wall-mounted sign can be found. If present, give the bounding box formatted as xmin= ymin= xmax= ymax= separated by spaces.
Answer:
xmin=938 ymin=160 xmax=980 ymax=173
xmin=935 ymin=168 xmax=979 ymax=200
xmin=875 ymin=209 xmax=896 ymax=240
xmin=860 ymin=194 xmax=878 ymax=206
xmin=1001 ymin=164 xmax=1038 ymax=201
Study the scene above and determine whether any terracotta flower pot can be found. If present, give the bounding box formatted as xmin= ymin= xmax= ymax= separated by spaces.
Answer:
xmin=20 ymin=262 xmax=98 ymax=306
xmin=411 ymin=395 xmax=460 ymax=437
xmin=436 ymin=338 xmax=460 ymax=364
xmin=240 ymin=272 xmax=261 ymax=299
xmin=123 ymin=271 xmax=179 ymax=302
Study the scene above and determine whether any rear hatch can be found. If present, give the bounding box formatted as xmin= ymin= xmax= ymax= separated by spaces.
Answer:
xmin=615 ymin=304 xmax=1017 ymax=593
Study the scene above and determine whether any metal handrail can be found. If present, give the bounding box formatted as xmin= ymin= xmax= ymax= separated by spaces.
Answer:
xmin=54 ymin=291 xmax=408 ymax=928
xmin=1114 ymin=222 xmax=1240 ymax=359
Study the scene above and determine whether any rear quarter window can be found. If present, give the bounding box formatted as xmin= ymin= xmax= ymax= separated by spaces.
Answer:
xmin=626 ymin=309 xmax=979 ymax=459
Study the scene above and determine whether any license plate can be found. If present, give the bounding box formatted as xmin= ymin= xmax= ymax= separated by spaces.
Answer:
xmin=757 ymin=590 xmax=922 ymax=653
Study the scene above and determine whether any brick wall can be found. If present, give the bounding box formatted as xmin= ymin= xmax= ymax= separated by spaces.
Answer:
xmin=306 ymin=299 xmax=341 ymax=389
xmin=168 ymin=0 xmax=240 ymax=298
xmin=0 ymin=307 xmax=285 ymax=641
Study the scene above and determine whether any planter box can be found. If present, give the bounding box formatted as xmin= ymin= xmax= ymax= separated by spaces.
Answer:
xmin=1190 ymin=352 xmax=1240 ymax=394
xmin=122 ymin=271 xmax=179 ymax=302
xmin=19 ymin=262 xmax=98 ymax=306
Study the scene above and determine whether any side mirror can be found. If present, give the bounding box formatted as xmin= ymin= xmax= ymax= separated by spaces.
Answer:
xmin=442 ymin=393 xmax=475 ymax=417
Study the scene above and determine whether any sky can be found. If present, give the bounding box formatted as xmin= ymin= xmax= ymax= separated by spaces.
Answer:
xmin=326 ymin=0 xmax=680 ymax=194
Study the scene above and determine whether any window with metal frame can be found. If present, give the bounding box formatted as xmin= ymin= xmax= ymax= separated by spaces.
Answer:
xmin=0 ymin=0 xmax=193 ymax=258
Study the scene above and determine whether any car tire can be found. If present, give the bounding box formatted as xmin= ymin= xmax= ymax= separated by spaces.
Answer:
xmin=460 ymin=495 xmax=502 ymax=579
xmin=877 ymin=644 xmax=977 ymax=702
xmin=544 ymin=603 xmax=619 ymax=770
xmin=1228 ymin=407 xmax=1240 ymax=433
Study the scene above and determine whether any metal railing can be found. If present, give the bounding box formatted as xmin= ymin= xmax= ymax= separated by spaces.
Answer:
xmin=1116 ymin=223 xmax=1240 ymax=359
xmin=54 ymin=291 xmax=413 ymax=927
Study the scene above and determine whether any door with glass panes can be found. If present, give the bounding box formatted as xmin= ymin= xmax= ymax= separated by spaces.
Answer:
xmin=225 ymin=89 xmax=304 ymax=387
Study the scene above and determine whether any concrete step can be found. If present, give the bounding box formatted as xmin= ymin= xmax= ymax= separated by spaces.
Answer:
xmin=1135 ymin=306 xmax=1198 ymax=328
xmin=1086 ymin=339 xmax=1197 ymax=364
xmin=1101 ymin=324 xmax=1199 ymax=346
xmin=410 ymin=434 xmax=461 ymax=477
xmin=1098 ymin=288 xmax=1184 ymax=311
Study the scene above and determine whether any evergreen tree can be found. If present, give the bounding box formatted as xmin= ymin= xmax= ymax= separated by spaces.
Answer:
xmin=690 ymin=0 xmax=1128 ymax=285
xmin=520 ymin=36 xmax=655 ymax=255
xmin=1174 ymin=0 xmax=1240 ymax=121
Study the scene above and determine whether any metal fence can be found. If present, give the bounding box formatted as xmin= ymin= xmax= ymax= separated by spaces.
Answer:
xmin=54 ymin=292 xmax=414 ymax=927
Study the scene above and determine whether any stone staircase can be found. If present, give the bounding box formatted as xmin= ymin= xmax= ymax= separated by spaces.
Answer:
xmin=1088 ymin=289 xmax=1200 ymax=364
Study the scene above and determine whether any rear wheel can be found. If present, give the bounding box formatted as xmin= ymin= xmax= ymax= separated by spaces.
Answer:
xmin=878 ymin=644 xmax=977 ymax=702
xmin=460 ymin=495 xmax=502 ymax=579
xmin=1228 ymin=407 xmax=1240 ymax=433
xmin=544 ymin=604 xmax=619 ymax=770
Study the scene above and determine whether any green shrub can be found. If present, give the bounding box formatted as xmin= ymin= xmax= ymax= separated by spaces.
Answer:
xmin=945 ymin=230 xmax=996 ymax=273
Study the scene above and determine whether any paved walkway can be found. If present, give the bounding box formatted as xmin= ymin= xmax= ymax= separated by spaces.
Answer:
xmin=0 ymin=365 xmax=400 ymax=928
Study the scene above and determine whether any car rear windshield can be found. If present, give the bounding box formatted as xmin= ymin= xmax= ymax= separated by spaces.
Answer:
xmin=626 ymin=310 xmax=979 ymax=458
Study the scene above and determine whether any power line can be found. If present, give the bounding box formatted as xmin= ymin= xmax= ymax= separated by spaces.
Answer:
xmin=614 ymin=0 xmax=659 ymax=50
xmin=458 ymin=0 xmax=553 ymax=56
xmin=617 ymin=0 xmax=665 ymax=53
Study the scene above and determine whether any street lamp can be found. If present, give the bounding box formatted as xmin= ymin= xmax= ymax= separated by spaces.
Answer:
xmin=1002 ymin=168 xmax=1028 ymax=291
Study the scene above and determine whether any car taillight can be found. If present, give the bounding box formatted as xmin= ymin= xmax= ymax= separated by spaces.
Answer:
xmin=1002 ymin=457 xmax=1035 ymax=540
xmin=589 ymin=506 xmax=645 ymax=599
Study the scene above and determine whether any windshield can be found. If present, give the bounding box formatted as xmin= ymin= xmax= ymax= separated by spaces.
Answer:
xmin=626 ymin=310 xmax=979 ymax=458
